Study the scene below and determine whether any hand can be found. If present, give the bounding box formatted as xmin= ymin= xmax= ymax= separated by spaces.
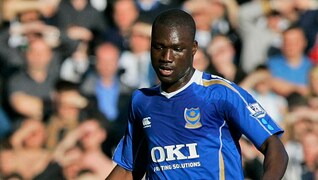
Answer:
xmin=10 ymin=92 xmax=43 ymax=119
xmin=67 ymin=26 xmax=93 ymax=42
xmin=250 ymin=69 xmax=272 ymax=83
xmin=71 ymin=42 xmax=89 ymax=62
xmin=10 ymin=119 xmax=43 ymax=149
xmin=239 ymin=69 xmax=271 ymax=90
xmin=39 ymin=0 xmax=60 ymax=17
xmin=10 ymin=21 xmax=45 ymax=35
xmin=270 ymin=0 xmax=295 ymax=14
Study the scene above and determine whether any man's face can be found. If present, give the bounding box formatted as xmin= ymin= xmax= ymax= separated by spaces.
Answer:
xmin=282 ymin=29 xmax=306 ymax=59
xmin=96 ymin=46 xmax=119 ymax=78
xmin=151 ymin=24 xmax=197 ymax=91
xmin=80 ymin=120 xmax=105 ymax=150
xmin=26 ymin=39 xmax=52 ymax=71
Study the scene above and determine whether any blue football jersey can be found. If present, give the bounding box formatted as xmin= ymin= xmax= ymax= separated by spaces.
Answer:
xmin=113 ymin=70 xmax=283 ymax=180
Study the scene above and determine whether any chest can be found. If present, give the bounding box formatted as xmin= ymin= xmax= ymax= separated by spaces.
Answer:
xmin=136 ymin=96 xmax=228 ymax=144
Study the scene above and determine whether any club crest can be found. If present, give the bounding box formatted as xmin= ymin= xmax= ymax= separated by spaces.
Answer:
xmin=184 ymin=108 xmax=202 ymax=129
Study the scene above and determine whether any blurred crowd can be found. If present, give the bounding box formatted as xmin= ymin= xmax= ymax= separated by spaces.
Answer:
xmin=0 ymin=0 xmax=317 ymax=179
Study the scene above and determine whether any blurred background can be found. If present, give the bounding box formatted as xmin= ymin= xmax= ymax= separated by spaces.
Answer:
xmin=0 ymin=0 xmax=317 ymax=179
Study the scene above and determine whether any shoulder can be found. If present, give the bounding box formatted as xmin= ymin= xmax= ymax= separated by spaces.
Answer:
xmin=267 ymin=55 xmax=286 ymax=69
xmin=303 ymin=56 xmax=314 ymax=65
xmin=199 ymin=72 xmax=247 ymax=100
xmin=119 ymin=51 xmax=137 ymax=64
xmin=200 ymin=72 xmax=257 ymax=108
xmin=268 ymin=55 xmax=284 ymax=63
xmin=8 ymin=71 xmax=27 ymax=83
xmin=131 ymin=86 xmax=160 ymax=103
xmin=120 ymin=51 xmax=135 ymax=59
xmin=201 ymin=72 xmax=237 ymax=91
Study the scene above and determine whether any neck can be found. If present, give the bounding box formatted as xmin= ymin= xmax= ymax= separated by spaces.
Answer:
xmin=286 ymin=55 xmax=302 ymax=67
xmin=162 ymin=67 xmax=195 ymax=93
xmin=28 ymin=69 xmax=47 ymax=83
xmin=101 ymin=76 xmax=115 ymax=87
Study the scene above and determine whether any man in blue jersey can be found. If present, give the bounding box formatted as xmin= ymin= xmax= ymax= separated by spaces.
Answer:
xmin=106 ymin=9 xmax=288 ymax=180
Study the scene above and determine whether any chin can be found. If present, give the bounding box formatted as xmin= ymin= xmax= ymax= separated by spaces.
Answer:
xmin=158 ymin=76 xmax=174 ymax=84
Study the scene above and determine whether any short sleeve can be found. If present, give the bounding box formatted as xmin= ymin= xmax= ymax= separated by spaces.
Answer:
xmin=223 ymin=84 xmax=284 ymax=148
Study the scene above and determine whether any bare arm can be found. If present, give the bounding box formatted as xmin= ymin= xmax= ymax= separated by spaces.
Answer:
xmin=2 ymin=0 xmax=61 ymax=21
xmin=239 ymin=69 xmax=271 ymax=91
xmin=259 ymin=135 xmax=288 ymax=180
xmin=106 ymin=165 xmax=133 ymax=180
xmin=270 ymin=78 xmax=309 ymax=97
xmin=222 ymin=0 xmax=239 ymax=28
xmin=11 ymin=119 xmax=39 ymax=149
xmin=52 ymin=128 xmax=81 ymax=166
xmin=10 ymin=92 xmax=43 ymax=119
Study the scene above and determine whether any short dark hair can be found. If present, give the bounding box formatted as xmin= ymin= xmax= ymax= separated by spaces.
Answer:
xmin=283 ymin=24 xmax=305 ymax=36
xmin=286 ymin=92 xmax=308 ymax=111
xmin=54 ymin=79 xmax=80 ymax=93
xmin=152 ymin=9 xmax=196 ymax=41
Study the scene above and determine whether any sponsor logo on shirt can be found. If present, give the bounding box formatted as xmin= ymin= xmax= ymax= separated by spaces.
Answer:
xmin=184 ymin=108 xmax=202 ymax=129
xmin=151 ymin=143 xmax=201 ymax=171
xmin=247 ymin=103 xmax=266 ymax=118
xmin=142 ymin=117 xmax=151 ymax=128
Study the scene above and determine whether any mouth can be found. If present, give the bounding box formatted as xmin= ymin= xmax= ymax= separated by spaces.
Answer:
xmin=158 ymin=65 xmax=173 ymax=76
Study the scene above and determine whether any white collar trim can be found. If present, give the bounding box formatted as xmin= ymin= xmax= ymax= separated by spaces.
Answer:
xmin=160 ymin=70 xmax=203 ymax=99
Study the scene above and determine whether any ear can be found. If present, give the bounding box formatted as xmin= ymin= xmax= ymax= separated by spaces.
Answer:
xmin=192 ymin=40 xmax=198 ymax=56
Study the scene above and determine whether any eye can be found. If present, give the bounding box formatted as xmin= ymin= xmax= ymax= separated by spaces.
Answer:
xmin=152 ymin=44 xmax=163 ymax=50
xmin=174 ymin=47 xmax=183 ymax=52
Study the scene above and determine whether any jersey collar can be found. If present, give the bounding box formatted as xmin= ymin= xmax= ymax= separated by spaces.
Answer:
xmin=160 ymin=69 xmax=203 ymax=99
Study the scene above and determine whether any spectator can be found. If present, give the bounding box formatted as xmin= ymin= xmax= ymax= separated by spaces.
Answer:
xmin=0 ymin=8 xmax=61 ymax=75
xmin=268 ymin=25 xmax=313 ymax=97
xmin=59 ymin=42 xmax=90 ymax=83
xmin=238 ymin=0 xmax=294 ymax=73
xmin=0 ymin=119 xmax=52 ymax=179
xmin=135 ymin=0 xmax=174 ymax=22
xmin=192 ymin=47 xmax=210 ymax=72
xmin=80 ymin=42 xmax=132 ymax=156
xmin=282 ymin=94 xmax=318 ymax=180
xmin=308 ymin=65 xmax=318 ymax=110
xmin=81 ymin=42 xmax=130 ymax=121
xmin=1 ymin=0 xmax=59 ymax=22
xmin=283 ymin=114 xmax=310 ymax=180
xmin=240 ymin=65 xmax=287 ymax=124
xmin=57 ymin=145 xmax=83 ymax=180
xmin=294 ymin=0 xmax=318 ymax=53
xmin=46 ymin=80 xmax=88 ymax=151
xmin=6 ymin=38 xmax=61 ymax=120
xmin=206 ymin=34 xmax=246 ymax=84
xmin=300 ymin=131 xmax=318 ymax=179
xmin=183 ymin=0 xmax=239 ymax=50
xmin=105 ymin=0 xmax=139 ymax=52
xmin=53 ymin=118 xmax=115 ymax=179
xmin=53 ymin=0 xmax=108 ymax=52
xmin=119 ymin=19 xmax=157 ymax=89
xmin=239 ymin=136 xmax=264 ymax=180
xmin=183 ymin=0 xmax=213 ymax=49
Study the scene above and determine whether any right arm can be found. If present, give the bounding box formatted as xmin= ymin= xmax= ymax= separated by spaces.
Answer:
xmin=106 ymin=165 xmax=133 ymax=180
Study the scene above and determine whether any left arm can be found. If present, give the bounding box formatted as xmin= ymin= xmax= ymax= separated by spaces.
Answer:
xmin=259 ymin=134 xmax=288 ymax=180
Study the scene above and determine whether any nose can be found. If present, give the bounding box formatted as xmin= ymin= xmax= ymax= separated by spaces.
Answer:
xmin=162 ymin=48 xmax=173 ymax=62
